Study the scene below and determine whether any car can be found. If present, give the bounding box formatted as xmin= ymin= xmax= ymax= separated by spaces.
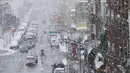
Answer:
xmin=52 ymin=63 xmax=65 ymax=73
xmin=19 ymin=45 xmax=29 ymax=53
xmin=22 ymin=34 xmax=36 ymax=48
xmin=11 ymin=35 xmax=22 ymax=42
xmin=19 ymin=22 xmax=28 ymax=28
xmin=50 ymin=35 xmax=59 ymax=48
xmin=23 ymin=33 xmax=37 ymax=41
xmin=27 ymin=27 xmax=38 ymax=33
xmin=31 ymin=25 xmax=38 ymax=29
xmin=26 ymin=32 xmax=37 ymax=37
xmin=14 ymin=31 xmax=25 ymax=36
xmin=9 ymin=40 xmax=19 ymax=50
xmin=17 ymin=26 xmax=26 ymax=31
xmin=22 ymin=40 xmax=35 ymax=49
xmin=32 ymin=23 xmax=38 ymax=27
xmin=26 ymin=55 xmax=38 ymax=67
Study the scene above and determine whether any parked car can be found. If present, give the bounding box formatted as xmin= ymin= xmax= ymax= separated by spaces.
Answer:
xmin=50 ymin=35 xmax=59 ymax=48
xmin=26 ymin=55 xmax=38 ymax=67
xmin=19 ymin=45 xmax=29 ymax=53
xmin=20 ymin=22 xmax=28 ymax=28
xmin=11 ymin=35 xmax=22 ymax=42
xmin=26 ymin=32 xmax=37 ymax=38
xmin=27 ymin=27 xmax=38 ymax=33
xmin=9 ymin=40 xmax=19 ymax=50
xmin=23 ymin=32 xmax=37 ymax=40
xmin=14 ymin=31 xmax=25 ymax=36
xmin=17 ymin=26 xmax=26 ymax=31
xmin=22 ymin=34 xmax=36 ymax=49
xmin=32 ymin=23 xmax=38 ymax=27
xmin=52 ymin=63 xmax=65 ymax=73
xmin=22 ymin=40 xmax=35 ymax=49
xmin=31 ymin=25 xmax=38 ymax=29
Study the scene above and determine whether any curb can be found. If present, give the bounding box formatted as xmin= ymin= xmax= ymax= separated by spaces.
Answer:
xmin=0 ymin=50 xmax=17 ymax=56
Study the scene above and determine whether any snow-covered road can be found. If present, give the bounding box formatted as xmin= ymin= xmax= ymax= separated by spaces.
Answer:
xmin=0 ymin=0 xmax=66 ymax=73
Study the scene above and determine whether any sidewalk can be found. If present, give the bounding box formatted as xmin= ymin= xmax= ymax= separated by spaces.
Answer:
xmin=0 ymin=31 xmax=17 ymax=56
xmin=0 ymin=32 xmax=11 ymax=50
xmin=0 ymin=9 xmax=33 ymax=56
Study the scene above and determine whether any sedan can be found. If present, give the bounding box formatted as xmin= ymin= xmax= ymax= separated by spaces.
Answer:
xmin=26 ymin=55 xmax=38 ymax=67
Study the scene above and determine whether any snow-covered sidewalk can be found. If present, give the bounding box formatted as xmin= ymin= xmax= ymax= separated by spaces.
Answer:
xmin=0 ymin=8 xmax=33 ymax=56
xmin=0 ymin=40 xmax=17 ymax=56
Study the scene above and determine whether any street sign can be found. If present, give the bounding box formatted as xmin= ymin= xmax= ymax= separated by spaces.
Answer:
xmin=77 ymin=23 xmax=88 ymax=28
xmin=49 ymin=31 xmax=57 ymax=35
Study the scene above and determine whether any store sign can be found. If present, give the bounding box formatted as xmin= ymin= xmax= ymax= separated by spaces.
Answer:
xmin=77 ymin=23 xmax=88 ymax=30
xmin=77 ymin=24 xmax=88 ymax=28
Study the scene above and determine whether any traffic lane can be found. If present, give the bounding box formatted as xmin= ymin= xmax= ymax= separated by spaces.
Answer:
xmin=28 ymin=10 xmax=65 ymax=73
xmin=12 ymin=8 xmax=51 ymax=73
xmin=14 ymin=18 xmax=51 ymax=73
xmin=38 ymin=20 xmax=66 ymax=73
xmin=34 ymin=35 xmax=65 ymax=73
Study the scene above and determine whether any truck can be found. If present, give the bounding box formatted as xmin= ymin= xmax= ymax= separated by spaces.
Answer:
xmin=52 ymin=63 xmax=65 ymax=73
xmin=50 ymin=35 xmax=59 ymax=48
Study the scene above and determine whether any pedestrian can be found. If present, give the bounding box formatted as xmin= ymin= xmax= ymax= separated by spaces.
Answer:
xmin=83 ymin=50 xmax=88 ymax=63
xmin=72 ymin=43 xmax=77 ymax=59
xmin=91 ymin=32 xmax=95 ymax=40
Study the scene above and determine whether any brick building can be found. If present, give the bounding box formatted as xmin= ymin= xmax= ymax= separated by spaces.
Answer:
xmin=88 ymin=0 xmax=129 ymax=73
xmin=106 ymin=0 xmax=129 ymax=73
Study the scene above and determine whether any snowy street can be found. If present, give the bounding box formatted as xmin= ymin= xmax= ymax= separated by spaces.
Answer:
xmin=0 ymin=0 xmax=130 ymax=73
xmin=0 ymin=1 xmax=65 ymax=73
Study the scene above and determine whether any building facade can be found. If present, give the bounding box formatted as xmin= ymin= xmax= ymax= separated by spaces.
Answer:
xmin=88 ymin=0 xmax=129 ymax=73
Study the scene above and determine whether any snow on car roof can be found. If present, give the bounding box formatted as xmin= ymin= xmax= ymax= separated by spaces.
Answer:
xmin=27 ymin=55 xmax=35 ymax=58
xmin=26 ymin=55 xmax=37 ymax=59
xmin=20 ymin=22 xmax=28 ymax=26
xmin=10 ymin=40 xmax=19 ymax=46
xmin=28 ymin=28 xmax=37 ymax=31
xmin=14 ymin=31 xmax=25 ymax=35
xmin=26 ymin=32 xmax=36 ymax=35
xmin=31 ymin=25 xmax=38 ymax=27
xmin=21 ymin=22 xmax=28 ymax=25
xmin=11 ymin=35 xmax=21 ymax=41
xmin=77 ymin=0 xmax=88 ymax=3
xmin=32 ymin=24 xmax=38 ymax=25
xmin=13 ymin=34 xmax=21 ymax=39
xmin=24 ymin=35 xmax=33 ymax=39
xmin=54 ymin=68 xmax=64 ymax=71
xmin=11 ymin=38 xmax=21 ymax=42
xmin=18 ymin=26 xmax=26 ymax=30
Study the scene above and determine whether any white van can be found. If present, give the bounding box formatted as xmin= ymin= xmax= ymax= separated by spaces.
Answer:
xmin=50 ymin=35 xmax=59 ymax=48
